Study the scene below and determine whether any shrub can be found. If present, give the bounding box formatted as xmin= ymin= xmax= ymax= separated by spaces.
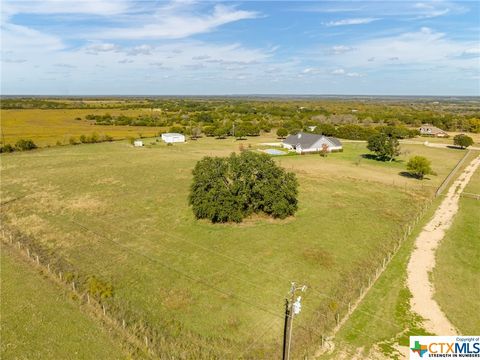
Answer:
xmin=189 ymin=151 xmax=298 ymax=223
xmin=453 ymin=134 xmax=473 ymax=149
xmin=276 ymin=128 xmax=289 ymax=139
xmin=86 ymin=276 xmax=114 ymax=300
xmin=0 ymin=144 xmax=15 ymax=153
xmin=79 ymin=134 xmax=88 ymax=143
xmin=69 ymin=137 xmax=79 ymax=145
xmin=15 ymin=139 xmax=37 ymax=151
xmin=407 ymin=156 xmax=435 ymax=179
xmin=89 ymin=133 xmax=99 ymax=143
xmin=104 ymin=134 xmax=114 ymax=142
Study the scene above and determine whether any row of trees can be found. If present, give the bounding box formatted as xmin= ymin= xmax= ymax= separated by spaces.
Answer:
xmin=0 ymin=139 xmax=37 ymax=153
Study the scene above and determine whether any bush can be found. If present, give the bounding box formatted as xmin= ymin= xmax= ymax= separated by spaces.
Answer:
xmin=453 ymin=134 xmax=473 ymax=149
xmin=276 ymin=128 xmax=288 ymax=139
xmin=79 ymin=134 xmax=88 ymax=143
xmin=0 ymin=144 xmax=15 ymax=153
xmin=69 ymin=137 xmax=79 ymax=145
xmin=189 ymin=151 xmax=298 ymax=223
xmin=15 ymin=139 xmax=37 ymax=151
xmin=86 ymin=276 xmax=113 ymax=300
xmin=407 ymin=156 xmax=435 ymax=179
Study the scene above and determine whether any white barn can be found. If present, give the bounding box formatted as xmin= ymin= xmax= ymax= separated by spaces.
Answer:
xmin=133 ymin=140 xmax=144 ymax=147
xmin=161 ymin=133 xmax=185 ymax=143
xmin=282 ymin=132 xmax=342 ymax=154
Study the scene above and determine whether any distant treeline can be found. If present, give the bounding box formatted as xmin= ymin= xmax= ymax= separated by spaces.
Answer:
xmin=3 ymin=98 xmax=479 ymax=133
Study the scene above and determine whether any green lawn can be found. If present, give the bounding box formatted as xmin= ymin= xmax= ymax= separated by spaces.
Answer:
xmin=0 ymin=135 xmax=466 ymax=358
xmin=434 ymin=160 xmax=480 ymax=335
xmin=0 ymin=247 xmax=125 ymax=360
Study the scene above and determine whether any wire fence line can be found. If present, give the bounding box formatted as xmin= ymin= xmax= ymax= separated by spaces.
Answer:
xmin=435 ymin=149 xmax=472 ymax=197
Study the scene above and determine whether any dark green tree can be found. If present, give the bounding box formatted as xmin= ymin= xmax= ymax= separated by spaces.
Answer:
xmin=367 ymin=133 xmax=400 ymax=161
xmin=453 ymin=134 xmax=473 ymax=149
xmin=189 ymin=152 xmax=298 ymax=223
xmin=276 ymin=128 xmax=289 ymax=139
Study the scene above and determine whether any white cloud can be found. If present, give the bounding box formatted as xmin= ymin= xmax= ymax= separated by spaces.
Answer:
xmin=328 ymin=27 xmax=479 ymax=70
xmin=2 ymin=0 xmax=131 ymax=19
xmin=331 ymin=45 xmax=354 ymax=55
xmin=325 ymin=18 xmax=380 ymax=27
xmin=346 ymin=72 xmax=362 ymax=77
xmin=85 ymin=43 xmax=121 ymax=55
xmin=96 ymin=4 xmax=259 ymax=40
xmin=331 ymin=68 xmax=345 ymax=75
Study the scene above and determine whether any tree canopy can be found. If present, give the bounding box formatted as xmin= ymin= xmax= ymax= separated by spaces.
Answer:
xmin=189 ymin=151 xmax=298 ymax=223
xmin=453 ymin=134 xmax=474 ymax=149
xmin=367 ymin=133 xmax=400 ymax=161
xmin=407 ymin=156 xmax=435 ymax=179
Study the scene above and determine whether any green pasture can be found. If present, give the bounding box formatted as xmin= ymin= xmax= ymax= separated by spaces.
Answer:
xmin=0 ymin=136 xmax=466 ymax=358
xmin=0 ymin=247 xmax=125 ymax=360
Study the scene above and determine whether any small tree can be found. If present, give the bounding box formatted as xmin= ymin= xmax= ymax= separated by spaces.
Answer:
xmin=407 ymin=156 xmax=435 ymax=179
xmin=215 ymin=127 xmax=228 ymax=139
xmin=235 ymin=128 xmax=246 ymax=140
xmin=320 ymin=143 xmax=329 ymax=157
xmin=15 ymin=139 xmax=37 ymax=151
xmin=276 ymin=128 xmax=288 ymax=139
xmin=453 ymin=134 xmax=473 ymax=149
xmin=367 ymin=133 xmax=400 ymax=161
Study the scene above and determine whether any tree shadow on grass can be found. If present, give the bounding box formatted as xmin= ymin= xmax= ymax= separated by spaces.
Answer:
xmin=361 ymin=154 xmax=405 ymax=163
xmin=399 ymin=171 xmax=432 ymax=180
xmin=446 ymin=145 xmax=465 ymax=150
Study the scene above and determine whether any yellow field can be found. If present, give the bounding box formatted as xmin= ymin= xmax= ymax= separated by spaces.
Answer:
xmin=1 ymin=109 xmax=165 ymax=146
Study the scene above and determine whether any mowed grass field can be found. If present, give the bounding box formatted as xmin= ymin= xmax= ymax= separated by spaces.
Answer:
xmin=0 ymin=135 xmax=466 ymax=358
xmin=434 ymin=158 xmax=480 ymax=335
xmin=1 ymin=109 xmax=164 ymax=146
xmin=326 ymin=150 xmax=479 ymax=359
xmin=0 ymin=246 xmax=125 ymax=360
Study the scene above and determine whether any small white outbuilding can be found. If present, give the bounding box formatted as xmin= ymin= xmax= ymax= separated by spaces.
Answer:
xmin=161 ymin=133 xmax=185 ymax=143
xmin=133 ymin=140 xmax=144 ymax=147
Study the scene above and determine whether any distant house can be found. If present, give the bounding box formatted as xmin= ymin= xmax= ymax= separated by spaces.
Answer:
xmin=419 ymin=124 xmax=448 ymax=137
xmin=133 ymin=140 xmax=144 ymax=147
xmin=282 ymin=132 xmax=342 ymax=154
xmin=161 ymin=133 xmax=185 ymax=143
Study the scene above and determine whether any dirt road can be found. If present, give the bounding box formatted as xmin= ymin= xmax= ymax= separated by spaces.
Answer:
xmin=406 ymin=155 xmax=480 ymax=335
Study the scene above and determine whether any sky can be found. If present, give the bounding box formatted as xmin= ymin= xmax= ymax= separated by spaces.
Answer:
xmin=1 ymin=0 xmax=479 ymax=95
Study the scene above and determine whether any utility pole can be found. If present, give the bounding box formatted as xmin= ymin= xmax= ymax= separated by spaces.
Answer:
xmin=282 ymin=282 xmax=307 ymax=360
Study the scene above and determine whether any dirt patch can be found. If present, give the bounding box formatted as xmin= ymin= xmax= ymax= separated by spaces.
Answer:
xmin=406 ymin=155 xmax=480 ymax=335
xmin=162 ymin=288 xmax=193 ymax=310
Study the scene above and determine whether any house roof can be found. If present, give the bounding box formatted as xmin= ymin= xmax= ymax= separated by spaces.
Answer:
xmin=419 ymin=124 xmax=447 ymax=134
xmin=326 ymin=137 xmax=342 ymax=147
xmin=283 ymin=132 xmax=342 ymax=149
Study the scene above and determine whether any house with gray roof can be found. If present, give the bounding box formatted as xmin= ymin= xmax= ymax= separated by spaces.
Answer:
xmin=282 ymin=132 xmax=342 ymax=154
xmin=419 ymin=124 xmax=448 ymax=137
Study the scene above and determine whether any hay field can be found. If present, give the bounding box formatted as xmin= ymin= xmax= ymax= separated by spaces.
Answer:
xmin=1 ymin=109 xmax=164 ymax=146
